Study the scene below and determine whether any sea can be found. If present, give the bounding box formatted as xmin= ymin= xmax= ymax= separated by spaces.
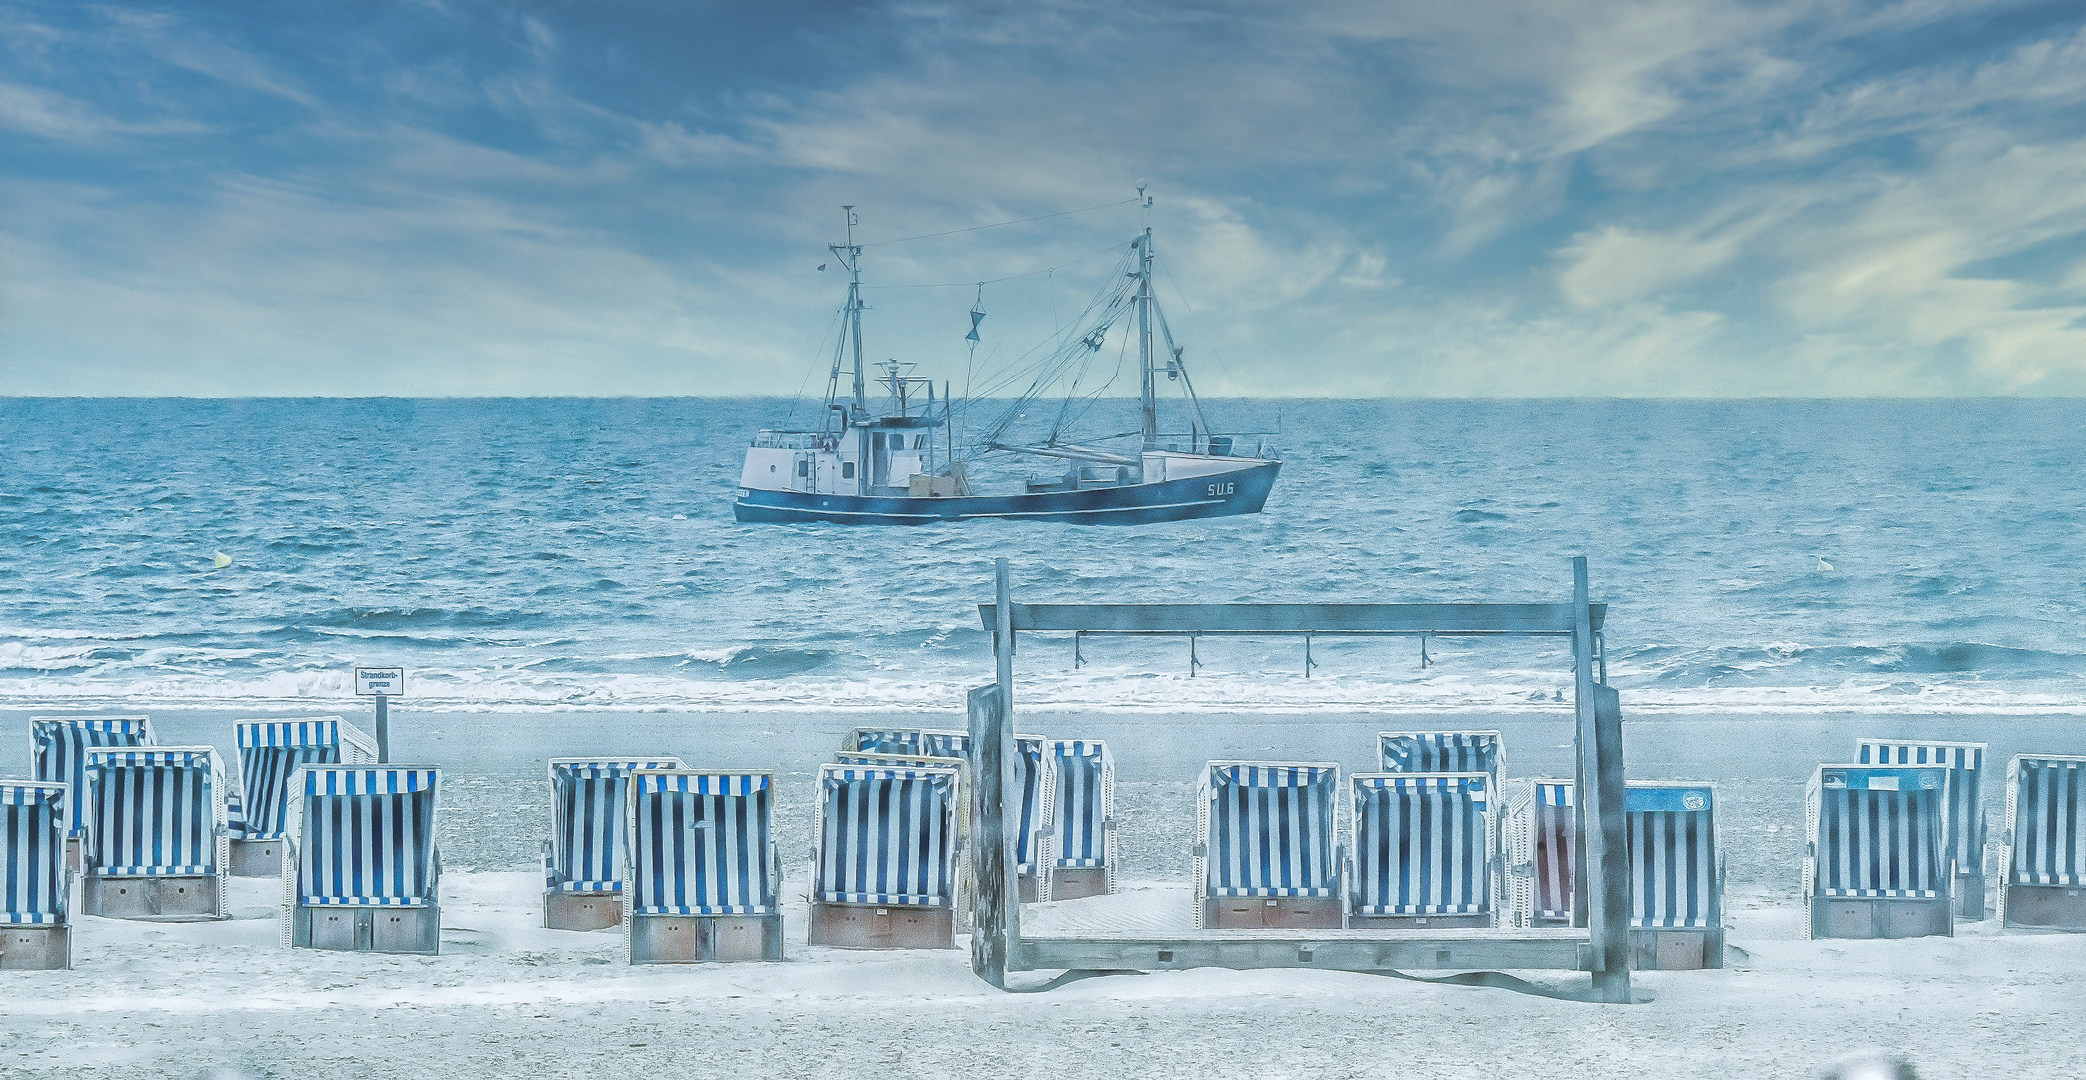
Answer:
xmin=5 ymin=396 xmax=2085 ymax=716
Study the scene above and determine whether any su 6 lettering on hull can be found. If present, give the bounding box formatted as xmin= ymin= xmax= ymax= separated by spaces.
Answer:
xmin=1208 ymin=482 xmax=1235 ymax=496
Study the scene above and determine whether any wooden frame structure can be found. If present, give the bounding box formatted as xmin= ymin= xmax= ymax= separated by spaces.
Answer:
xmin=968 ymin=557 xmax=1634 ymax=1003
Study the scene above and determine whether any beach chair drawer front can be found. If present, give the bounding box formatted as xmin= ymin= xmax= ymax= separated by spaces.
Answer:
xmin=1379 ymin=732 xmax=1503 ymax=785
xmin=1196 ymin=763 xmax=1343 ymax=930
xmin=2000 ymin=755 xmax=2086 ymax=930
xmin=1051 ymin=740 xmax=1116 ymax=900
xmin=811 ymin=765 xmax=960 ymax=948
xmin=625 ymin=770 xmax=782 ymax=962
xmin=285 ymin=767 xmax=442 ymax=954
xmin=32 ymin=716 xmax=156 ymax=841
xmin=1858 ymin=740 xmax=1987 ymax=918
xmin=80 ymin=748 xmax=229 ymax=920
xmin=1351 ymin=773 xmax=1495 ymax=926
xmin=1804 ymin=765 xmax=1953 ymax=940
xmin=1 ymin=782 xmax=76 ymax=969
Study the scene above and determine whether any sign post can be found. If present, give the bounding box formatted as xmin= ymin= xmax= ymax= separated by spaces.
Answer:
xmin=353 ymin=667 xmax=406 ymax=763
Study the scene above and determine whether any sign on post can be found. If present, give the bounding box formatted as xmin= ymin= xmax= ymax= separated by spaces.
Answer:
xmin=353 ymin=667 xmax=406 ymax=763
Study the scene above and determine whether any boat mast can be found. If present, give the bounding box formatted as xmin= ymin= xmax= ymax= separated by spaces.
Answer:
xmin=1136 ymin=184 xmax=1157 ymax=449
xmin=834 ymin=206 xmax=868 ymax=424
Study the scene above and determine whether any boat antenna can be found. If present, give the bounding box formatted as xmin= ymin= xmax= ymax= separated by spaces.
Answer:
xmin=833 ymin=206 xmax=867 ymax=424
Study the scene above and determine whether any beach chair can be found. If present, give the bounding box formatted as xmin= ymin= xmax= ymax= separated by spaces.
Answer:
xmin=1507 ymin=779 xmax=1724 ymax=966
xmin=1349 ymin=772 xmax=1497 ymax=929
xmin=1998 ymin=754 xmax=2086 ymax=930
xmin=624 ymin=769 xmax=782 ymax=962
xmin=1506 ymin=779 xmax=1576 ymax=928
xmin=229 ymin=718 xmax=377 ymax=878
xmin=79 ymin=747 xmax=229 ymax=920
xmin=845 ymin=727 xmax=927 ymax=755
xmin=543 ymin=757 xmax=683 ymax=931
xmin=920 ymin=729 xmax=971 ymax=759
xmin=0 ymin=781 xmax=79 ymax=969
xmin=1048 ymin=740 xmax=1116 ymax=900
xmin=851 ymin=731 xmax=1057 ymax=904
xmin=1804 ymin=764 xmax=1953 ymax=939
xmin=1195 ymin=763 xmax=1344 ymax=929
xmin=1378 ymin=731 xmax=1504 ymax=785
xmin=283 ymin=766 xmax=443 ymax=954
xmin=810 ymin=763 xmax=961 ymax=948
xmin=1857 ymin=740 xmax=1987 ymax=918
xmin=31 ymin=715 xmax=157 ymax=866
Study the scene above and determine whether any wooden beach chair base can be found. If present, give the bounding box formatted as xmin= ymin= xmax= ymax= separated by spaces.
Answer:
xmin=228 ymin=838 xmax=285 ymax=878
xmin=1050 ymin=868 xmax=1112 ymax=900
xmin=84 ymin=875 xmax=220 ymax=920
xmin=0 ymin=926 xmax=71 ymax=970
xmin=292 ymin=905 xmax=441 ymax=955
xmin=1019 ymin=872 xmax=1041 ymax=904
xmin=808 ymin=902 xmax=955 ymax=949
xmin=1347 ymin=912 xmax=1493 ymax=930
xmin=1810 ymin=896 xmax=1953 ymax=939
xmin=1203 ymin=897 xmax=1344 ymax=931
xmin=1952 ymin=871 xmax=1986 ymax=921
xmin=1629 ymin=928 xmax=1724 ymax=969
xmin=2001 ymin=885 xmax=2086 ymax=930
xmin=545 ymin=891 xmax=623 ymax=932
xmin=630 ymin=914 xmax=784 ymax=963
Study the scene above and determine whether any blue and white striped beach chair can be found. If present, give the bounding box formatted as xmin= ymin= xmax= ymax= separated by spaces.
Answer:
xmin=1804 ymin=764 xmax=1953 ymax=939
xmin=1998 ymin=754 xmax=2086 ymax=930
xmin=920 ymin=729 xmax=971 ymax=760
xmin=1378 ymin=731 xmax=1504 ymax=786
xmin=1048 ymin=740 xmax=1116 ymax=900
xmin=283 ymin=766 xmax=443 ymax=954
xmin=1349 ymin=772 xmax=1496 ymax=928
xmin=1010 ymin=735 xmax=1056 ymax=903
xmin=31 ymin=716 xmax=157 ymax=862
xmin=229 ymin=717 xmax=377 ymax=878
xmin=846 ymin=727 xmax=927 ymax=756
xmin=543 ymin=758 xmax=683 ymax=931
xmin=1506 ymin=779 xmax=1575 ymax=928
xmin=1857 ymin=740 xmax=1987 ymax=918
xmin=79 ymin=747 xmax=229 ymax=920
xmin=1195 ymin=763 xmax=1344 ymax=929
xmin=810 ymin=763 xmax=961 ymax=948
xmin=1624 ymin=782 xmax=1723 ymax=968
xmin=1 ymin=781 xmax=78 ymax=969
xmin=624 ymin=769 xmax=782 ymax=962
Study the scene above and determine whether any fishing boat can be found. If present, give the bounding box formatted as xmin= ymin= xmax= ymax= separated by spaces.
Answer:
xmin=734 ymin=196 xmax=1281 ymax=525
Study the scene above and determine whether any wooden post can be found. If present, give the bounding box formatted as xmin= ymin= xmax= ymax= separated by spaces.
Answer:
xmin=994 ymin=559 xmax=1022 ymax=962
xmin=967 ymin=683 xmax=1009 ymax=986
xmin=375 ymin=696 xmax=389 ymax=764
xmin=1572 ymin=556 xmax=1630 ymax=1002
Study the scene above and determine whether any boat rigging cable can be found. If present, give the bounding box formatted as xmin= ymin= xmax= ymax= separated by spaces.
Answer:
xmin=860 ymin=197 xmax=1140 ymax=248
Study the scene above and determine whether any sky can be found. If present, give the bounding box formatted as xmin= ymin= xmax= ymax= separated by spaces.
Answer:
xmin=2 ymin=0 xmax=2084 ymax=397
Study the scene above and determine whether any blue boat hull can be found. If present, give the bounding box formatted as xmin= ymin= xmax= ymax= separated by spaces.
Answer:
xmin=734 ymin=461 xmax=1280 ymax=525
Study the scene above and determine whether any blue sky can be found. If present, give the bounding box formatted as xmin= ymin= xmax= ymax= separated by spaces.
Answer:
xmin=3 ymin=0 xmax=2083 ymax=396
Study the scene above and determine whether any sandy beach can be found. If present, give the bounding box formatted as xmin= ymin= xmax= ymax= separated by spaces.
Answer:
xmin=5 ymin=705 xmax=2083 ymax=1078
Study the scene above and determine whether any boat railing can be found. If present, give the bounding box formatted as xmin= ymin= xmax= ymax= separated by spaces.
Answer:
xmin=752 ymin=430 xmax=831 ymax=450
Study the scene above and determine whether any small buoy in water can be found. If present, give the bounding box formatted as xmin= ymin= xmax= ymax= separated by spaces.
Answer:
xmin=1815 ymin=556 xmax=1834 ymax=572
xmin=212 ymin=551 xmax=233 ymax=568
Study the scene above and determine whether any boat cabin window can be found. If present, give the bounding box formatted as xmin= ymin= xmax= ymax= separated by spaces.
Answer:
xmin=797 ymin=460 xmax=810 ymax=477
xmin=841 ymin=461 xmax=856 ymax=479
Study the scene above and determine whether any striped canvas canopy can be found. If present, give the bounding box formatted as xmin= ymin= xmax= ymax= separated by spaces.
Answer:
xmin=294 ymin=766 xmax=440 ymax=907
xmin=233 ymin=718 xmax=375 ymax=841
xmin=1626 ymin=784 xmax=1718 ymax=928
xmin=834 ymin=751 xmax=963 ymax=769
xmin=1052 ymin=740 xmax=1113 ymax=870
xmin=548 ymin=758 xmax=682 ymax=894
xmin=848 ymin=728 xmax=926 ymax=755
xmin=1352 ymin=773 xmax=1492 ymax=916
xmin=626 ymin=770 xmax=776 ymax=916
xmin=1 ymin=782 xmax=68 ymax=927
xmin=1012 ymin=736 xmax=1050 ymax=875
xmin=32 ymin=716 xmax=156 ymax=839
xmin=81 ymin=747 xmax=225 ymax=878
xmin=2007 ymin=756 xmax=2084 ymax=887
xmin=920 ymin=730 xmax=971 ymax=759
xmin=815 ymin=765 xmax=958 ymax=907
xmin=1200 ymin=763 xmax=1340 ymax=899
xmin=1810 ymin=765 xmax=1949 ymax=899
xmin=1379 ymin=731 xmax=1503 ymax=785
xmin=1527 ymin=779 xmax=1576 ymax=919
xmin=1857 ymin=740 xmax=1984 ymax=879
